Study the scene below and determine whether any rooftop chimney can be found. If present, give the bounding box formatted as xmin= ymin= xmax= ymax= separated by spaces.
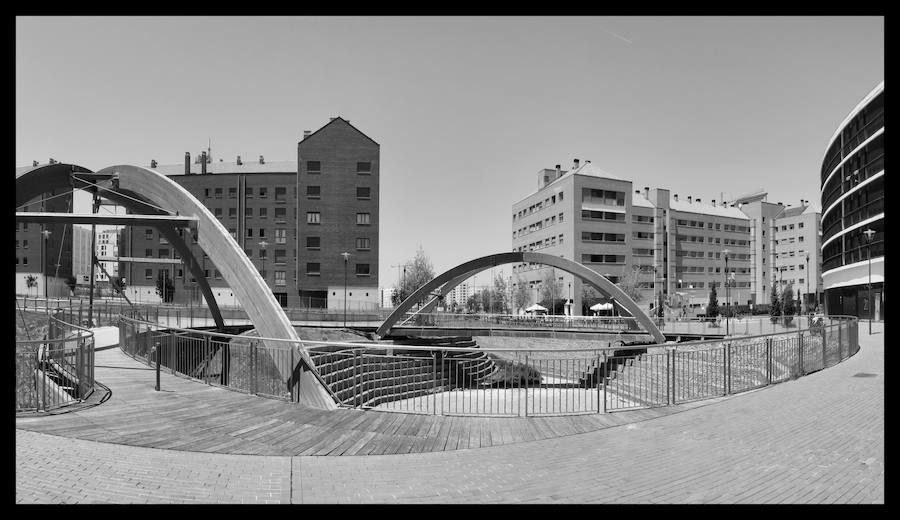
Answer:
xmin=555 ymin=164 xmax=561 ymax=179
xmin=259 ymin=155 xmax=265 ymax=164
xmin=696 ymin=198 xmax=701 ymax=204
xmin=777 ymin=202 xmax=783 ymax=206
xmin=329 ymin=117 xmax=337 ymax=121
xmin=643 ymin=186 xmax=649 ymax=199
xmin=236 ymin=155 xmax=242 ymax=166
xmin=48 ymin=158 xmax=57 ymax=165
xmin=303 ymin=130 xmax=311 ymax=140
xmin=712 ymin=199 xmax=716 ymax=206
xmin=674 ymin=194 xmax=679 ymax=202
xmin=573 ymin=158 xmax=580 ymax=169
xmin=150 ymin=159 xmax=157 ymax=168
xmin=184 ymin=152 xmax=191 ymax=174
xmin=32 ymin=160 xmax=38 ymax=167
xmin=635 ymin=190 xmax=641 ymax=195
xmin=687 ymin=196 xmax=693 ymax=204
xmin=585 ymin=160 xmax=591 ymax=164
xmin=201 ymin=151 xmax=208 ymax=174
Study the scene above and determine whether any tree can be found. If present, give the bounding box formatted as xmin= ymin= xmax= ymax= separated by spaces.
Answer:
xmin=581 ymin=284 xmax=602 ymax=315
xmin=512 ymin=275 xmax=531 ymax=313
xmin=540 ymin=268 xmax=564 ymax=314
xmin=769 ymin=284 xmax=782 ymax=323
xmin=492 ymin=274 xmax=509 ymax=314
xmin=706 ymin=283 xmax=720 ymax=321
xmin=25 ymin=275 xmax=38 ymax=297
xmin=391 ymin=246 xmax=435 ymax=306
xmin=796 ymin=288 xmax=804 ymax=315
xmin=155 ymin=270 xmax=175 ymax=303
xmin=65 ymin=276 xmax=77 ymax=295
xmin=616 ymin=266 xmax=644 ymax=303
xmin=782 ymin=283 xmax=795 ymax=324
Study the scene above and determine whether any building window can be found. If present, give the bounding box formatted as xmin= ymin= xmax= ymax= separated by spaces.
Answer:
xmin=245 ymin=248 xmax=253 ymax=258
xmin=275 ymin=271 xmax=286 ymax=286
xmin=307 ymin=161 xmax=321 ymax=174
xmin=356 ymin=187 xmax=371 ymax=200
xmin=275 ymin=228 xmax=286 ymax=244
xmin=259 ymin=249 xmax=267 ymax=260
xmin=214 ymin=269 xmax=222 ymax=279
xmin=357 ymin=162 xmax=371 ymax=174
xmin=228 ymin=207 xmax=237 ymax=218
xmin=214 ymin=208 xmax=223 ymax=218
xmin=15 ymin=240 xmax=19 ymax=249
xmin=228 ymin=228 xmax=237 ymax=239
xmin=259 ymin=207 xmax=267 ymax=219
xmin=306 ymin=236 xmax=320 ymax=249
xmin=176 ymin=268 xmax=183 ymax=278
xmin=145 ymin=248 xmax=153 ymax=257
xmin=356 ymin=213 xmax=371 ymax=225
xmin=228 ymin=187 xmax=237 ymax=199
xmin=214 ymin=188 xmax=222 ymax=199
xmin=274 ymin=249 xmax=286 ymax=264
xmin=355 ymin=263 xmax=371 ymax=276
xmin=245 ymin=207 xmax=253 ymax=217
xmin=246 ymin=187 xmax=253 ymax=198
xmin=145 ymin=229 xmax=153 ymax=240
xmin=204 ymin=188 xmax=210 ymax=198
xmin=356 ymin=237 xmax=370 ymax=250
xmin=259 ymin=187 xmax=267 ymax=198
xmin=247 ymin=228 xmax=253 ymax=238
xmin=145 ymin=268 xmax=153 ymax=280
xmin=306 ymin=263 xmax=320 ymax=275
xmin=22 ymin=239 xmax=29 ymax=249
xmin=307 ymin=212 xmax=321 ymax=224
xmin=158 ymin=248 xmax=169 ymax=258
xmin=274 ymin=187 xmax=286 ymax=201
xmin=307 ymin=185 xmax=321 ymax=199
xmin=275 ymin=207 xmax=287 ymax=221
xmin=22 ymin=257 xmax=27 ymax=265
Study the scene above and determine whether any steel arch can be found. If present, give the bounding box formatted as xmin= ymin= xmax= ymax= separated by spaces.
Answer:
xmin=376 ymin=252 xmax=666 ymax=343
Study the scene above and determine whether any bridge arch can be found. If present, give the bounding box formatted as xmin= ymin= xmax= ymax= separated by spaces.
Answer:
xmin=376 ymin=252 xmax=666 ymax=343
xmin=16 ymin=163 xmax=335 ymax=408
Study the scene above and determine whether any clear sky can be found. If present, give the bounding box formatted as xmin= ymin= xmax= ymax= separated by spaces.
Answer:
xmin=16 ymin=16 xmax=883 ymax=288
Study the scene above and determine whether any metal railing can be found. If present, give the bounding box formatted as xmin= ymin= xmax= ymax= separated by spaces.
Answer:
xmin=115 ymin=310 xmax=858 ymax=418
xmin=16 ymin=311 xmax=96 ymax=413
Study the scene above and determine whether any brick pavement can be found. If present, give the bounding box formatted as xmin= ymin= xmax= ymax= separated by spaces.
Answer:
xmin=16 ymin=324 xmax=883 ymax=503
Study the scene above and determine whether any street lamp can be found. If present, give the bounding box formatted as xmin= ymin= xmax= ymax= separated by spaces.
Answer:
xmin=41 ymin=228 xmax=51 ymax=300
xmin=722 ymin=249 xmax=730 ymax=336
xmin=805 ymin=252 xmax=810 ymax=314
xmin=863 ymin=228 xmax=875 ymax=334
xmin=341 ymin=252 xmax=350 ymax=328
xmin=568 ymin=282 xmax=572 ymax=316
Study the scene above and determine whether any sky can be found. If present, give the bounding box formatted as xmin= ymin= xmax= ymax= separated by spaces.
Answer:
xmin=16 ymin=16 xmax=884 ymax=288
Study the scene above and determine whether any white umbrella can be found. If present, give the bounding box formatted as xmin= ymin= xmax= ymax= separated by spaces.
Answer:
xmin=525 ymin=303 xmax=548 ymax=312
xmin=590 ymin=302 xmax=613 ymax=311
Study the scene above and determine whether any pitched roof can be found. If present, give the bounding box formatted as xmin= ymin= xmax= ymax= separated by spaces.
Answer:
xmin=569 ymin=162 xmax=624 ymax=181
xmin=151 ymin=160 xmax=297 ymax=176
xmin=300 ymin=116 xmax=379 ymax=147
xmin=631 ymin=194 xmax=655 ymax=209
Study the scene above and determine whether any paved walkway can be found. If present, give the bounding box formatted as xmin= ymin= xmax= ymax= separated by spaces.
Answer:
xmin=15 ymin=324 xmax=883 ymax=503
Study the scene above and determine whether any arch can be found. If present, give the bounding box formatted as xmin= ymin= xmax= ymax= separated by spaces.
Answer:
xmin=15 ymin=163 xmax=225 ymax=330
xmin=16 ymin=164 xmax=335 ymax=409
xmin=377 ymin=252 xmax=666 ymax=343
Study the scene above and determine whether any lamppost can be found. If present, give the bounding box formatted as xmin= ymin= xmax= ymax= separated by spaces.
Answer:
xmin=258 ymin=240 xmax=268 ymax=284
xmin=341 ymin=252 xmax=350 ymax=328
xmin=722 ymin=249 xmax=730 ymax=336
xmin=863 ymin=228 xmax=875 ymax=334
xmin=41 ymin=228 xmax=51 ymax=301
xmin=568 ymin=282 xmax=572 ymax=316
xmin=805 ymin=252 xmax=810 ymax=314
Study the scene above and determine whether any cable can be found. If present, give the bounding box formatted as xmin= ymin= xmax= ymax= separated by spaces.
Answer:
xmin=15 ymin=298 xmax=33 ymax=341
xmin=71 ymin=175 xmax=171 ymax=215
xmin=16 ymin=189 xmax=74 ymax=210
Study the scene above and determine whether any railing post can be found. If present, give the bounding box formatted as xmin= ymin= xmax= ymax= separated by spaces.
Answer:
xmin=250 ymin=340 xmax=257 ymax=395
xmin=354 ymin=350 xmax=361 ymax=408
xmin=723 ymin=344 xmax=729 ymax=396
xmin=765 ymin=337 xmax=771 ymax=384
xmin=596 ymin=352 xmax=602 ymax=414
xmin=838 ymin=321 xmax=843 ymax=360
xmin=154 ymin=342 xmax=161 ymax=391
xmin=204 ymin=335 xmax=211 ymax=384
xmin=667 ymin=348 xmax=673 ymax=405
xmin=797 ymin=329 xmax=804 ymax=376
xmin=170 ymin=330 xmax=176 ymax=374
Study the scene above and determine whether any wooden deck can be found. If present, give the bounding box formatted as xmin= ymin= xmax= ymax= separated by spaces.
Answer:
xmin=15 ymin=346 xmax=723 ymax=456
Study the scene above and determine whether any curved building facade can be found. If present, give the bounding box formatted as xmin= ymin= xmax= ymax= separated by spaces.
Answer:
xmin=820 ymin=81 xmax=884 ymax=319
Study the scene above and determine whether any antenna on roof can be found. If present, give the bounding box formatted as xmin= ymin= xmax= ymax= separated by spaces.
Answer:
xmin=207 ymin=137 xmax=212 ymax=163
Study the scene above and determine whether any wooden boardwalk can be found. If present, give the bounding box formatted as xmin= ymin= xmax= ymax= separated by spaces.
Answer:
xmin=15 ymin=344 xmax=723 ymax=457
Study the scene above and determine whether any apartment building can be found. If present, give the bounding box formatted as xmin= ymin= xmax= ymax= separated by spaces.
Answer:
xmin=15 ymin=162 xmax=74 ymax=297
xmin=71 ymin=225 xmax=93 ymax=285
xmin=820 ymin=81 xmax=884 ymax=319
xmin=95 ymin=227 xmax=121 ymax=282
xmin=772 ymin=202 xmax=823 ymax=311
xmin=122 ymin=117 xmax=380 ymax=309
xmin=510 ymin=160 xmax=754 ymax=316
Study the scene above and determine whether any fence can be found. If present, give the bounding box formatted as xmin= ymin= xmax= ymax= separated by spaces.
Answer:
xmin=15 ymin=310 xmax=96 ymax=413
xmin=116 ymin=310 xmax=858 ymax=417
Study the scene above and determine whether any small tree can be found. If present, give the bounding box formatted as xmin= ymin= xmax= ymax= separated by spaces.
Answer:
xmin=796 ymin=288 xmax=804 ymax=315
xmin=782 ymin=283 xmax=796 ymax=325
xmin=391 ymin=246 xmax=436 ymax=306
xmin=25 ymin=275 xmax=38 ymax=298
xmin=155 ymin=270 xmax=175 ymax=303
xmin=706 ymin=283 xmax=720 ymax=323
xmin=65 ymin=275 xmax=77 ymax=295
xmin=769 ymin=284 xmax=782 ymax=323
xmin=616 ymin=266 xmax=644 ymax=304
xmin=539 ymin=268 xmax=563 ymax=313
xmin=512 ymin=276 xmax=531 ymax=314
